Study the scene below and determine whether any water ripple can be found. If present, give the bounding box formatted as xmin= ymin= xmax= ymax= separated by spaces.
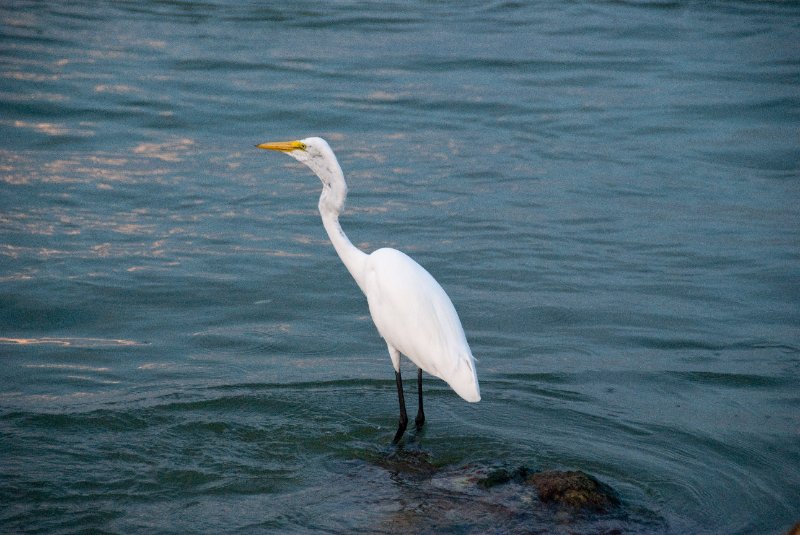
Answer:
xmin=2 ymin=1 xmax=799 ymax=533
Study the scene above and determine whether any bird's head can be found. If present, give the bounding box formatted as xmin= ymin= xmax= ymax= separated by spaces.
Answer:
xmin=257 ymin=137 xmax=342 ymax=189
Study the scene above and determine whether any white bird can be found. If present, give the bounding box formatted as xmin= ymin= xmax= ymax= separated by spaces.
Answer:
xmin=257 ymin=137 xmax=480 ymax=442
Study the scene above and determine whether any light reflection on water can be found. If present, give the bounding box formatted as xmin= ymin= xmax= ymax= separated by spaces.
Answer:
xmin=2 ymin=1 xmax=799 ymax=533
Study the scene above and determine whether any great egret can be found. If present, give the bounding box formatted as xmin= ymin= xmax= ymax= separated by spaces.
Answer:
xmin=257 ymin=137 xmax=480 ymax=442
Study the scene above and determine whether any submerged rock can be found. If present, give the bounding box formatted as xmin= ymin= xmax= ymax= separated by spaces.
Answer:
xmin=476 ymin=466 xmax=531 ymax=489
xmin=369 ymin=444 xmax=439 ymax=478
xmin=475 ymin=465 xmax=619 ymax=513
xmin=526 ymin=470 xmax=620 ymax=513
xmin=358 ymin=450 xmax=647 ymax=534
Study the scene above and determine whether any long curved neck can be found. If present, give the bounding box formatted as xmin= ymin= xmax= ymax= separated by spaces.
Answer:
xmin=318 ymin=179 xmax=368 ymax=295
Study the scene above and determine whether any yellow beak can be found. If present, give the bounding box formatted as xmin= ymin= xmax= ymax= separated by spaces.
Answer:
xmin=256 ymin=140 xmax=306 ymax=152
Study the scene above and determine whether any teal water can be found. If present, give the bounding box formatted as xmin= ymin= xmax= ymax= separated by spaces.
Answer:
xmin=2 ymin=1 xmax=799 ymax=533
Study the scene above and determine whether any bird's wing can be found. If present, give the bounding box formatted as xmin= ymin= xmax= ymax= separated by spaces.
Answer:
xmin=363 ymin=247 xmax=471 ymax=380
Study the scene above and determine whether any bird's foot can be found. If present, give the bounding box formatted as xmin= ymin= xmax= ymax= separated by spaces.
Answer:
xmin=393 ymin=414 xmax=408 ymax=444
xmin=414 ymin=411 xmax=425 ymax=429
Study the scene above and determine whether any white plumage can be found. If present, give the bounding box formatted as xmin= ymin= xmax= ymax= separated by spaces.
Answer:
xmin=364 ymin=248 xmax=479 ymax=402
xmin=258 ymin=137 xmax=480 ymax=442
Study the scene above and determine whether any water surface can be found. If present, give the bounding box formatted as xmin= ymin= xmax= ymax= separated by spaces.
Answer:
xmin=2 ymin=1 xmax=799 ymax=533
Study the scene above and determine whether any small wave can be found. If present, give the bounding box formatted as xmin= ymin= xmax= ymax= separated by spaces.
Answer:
xmin=190 ymin=323 xmax=344 ymax=357
xmin=64 ymin=375 xmax=122 ymax=385
xmin=23 ymin=363 xmax=112 ymax=372
xmin=667 ymin=371 xmax=791 ymax=389
xmin=0 ymin=337 xmax=145 ymax=347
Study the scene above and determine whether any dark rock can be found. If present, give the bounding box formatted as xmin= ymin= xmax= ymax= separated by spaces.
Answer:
xmin=477 ymin=468 xmax=512 ymax=488
xmin=477 ymin=465 xmax=531 ymax=489
xmin=374 ymin=446 xmax=439 ymax=477
xmin=360 ymin=453 xmax=648 ymax=533
xmin=526 ymin=470 xmax=620 ymax=513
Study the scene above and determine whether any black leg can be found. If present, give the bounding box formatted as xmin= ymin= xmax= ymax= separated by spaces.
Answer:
xmin=415 ymin=368 xmax=425 ymax=428
xmin=393 ymin=370 xmax=408 ymax=443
